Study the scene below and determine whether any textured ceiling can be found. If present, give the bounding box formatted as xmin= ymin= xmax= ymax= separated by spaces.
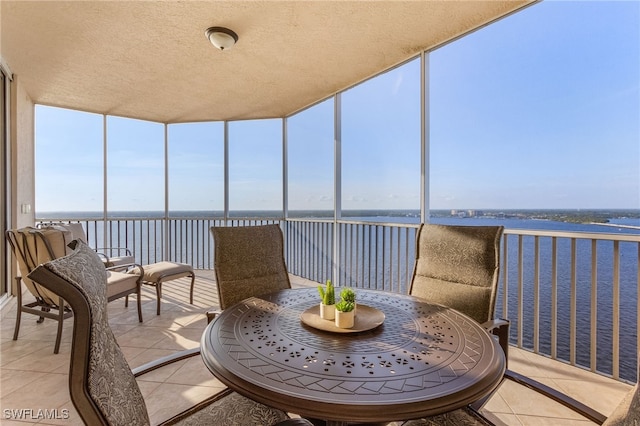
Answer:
xmin=1 ymin=1 xmax=534 ymax=123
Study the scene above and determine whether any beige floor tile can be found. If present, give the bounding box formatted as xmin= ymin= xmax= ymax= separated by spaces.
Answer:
xmin=2 ymin=344 xmax=70 ymax=373
xmin=145 ymin=382 xmax=221 ymax=425
xmin=0 ymin=372 xmax=70 ymax=413
xmin=165 ymin=356 xmax=226 ymax=388
xmin=151 ymin=327 xmax=203 ymax=351
xmin=0 ymin=340 xmax=52 ymax=366
xmin=140 ymin=311 xmax=205 ymax=331
xmin=497 ymin=379 xmax=589 ymax=421
xmin=0 ymin=368 xmax=48 ymax=394
xmin=115 ymin=325 xmax=171 ymax=348
xmin=552 ymin=376 xmax=630 ymax=418
xmin=484 ymin=386 xmax=513 ymax=414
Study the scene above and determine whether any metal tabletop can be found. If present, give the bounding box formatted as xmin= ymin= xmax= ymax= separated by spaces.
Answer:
xmin=201 ymin=288 xmax=505 ymax=425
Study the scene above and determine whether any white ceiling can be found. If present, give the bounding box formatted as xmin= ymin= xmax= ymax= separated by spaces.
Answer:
xmin=1 ymin=1 xmax=534 ymax=123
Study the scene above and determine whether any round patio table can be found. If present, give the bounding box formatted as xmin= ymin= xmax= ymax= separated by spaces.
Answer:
xmin=201 ymin=288 xmax=505 ymax=425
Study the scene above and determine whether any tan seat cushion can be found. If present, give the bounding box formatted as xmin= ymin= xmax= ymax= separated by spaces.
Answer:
xmin=106 ymin=271 xmax=139 ymax=299
xmin=137 ymin=261 xmax=193 ymax=283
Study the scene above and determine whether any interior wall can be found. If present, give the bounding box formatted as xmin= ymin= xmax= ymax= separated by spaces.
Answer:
xmin=8 ymin=75 xmax=34 ymax=295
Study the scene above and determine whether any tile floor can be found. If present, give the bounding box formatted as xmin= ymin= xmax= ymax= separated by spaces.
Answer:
xmin=0 ymin=271 xmax=631 ymax=425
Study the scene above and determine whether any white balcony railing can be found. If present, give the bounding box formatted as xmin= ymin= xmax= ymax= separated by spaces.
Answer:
xmin=36 ymin=216 xmax=639 ymax=384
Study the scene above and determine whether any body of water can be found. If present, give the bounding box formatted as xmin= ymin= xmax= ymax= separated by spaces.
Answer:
xmin=37 ymin=210 xmax=639 ymax=381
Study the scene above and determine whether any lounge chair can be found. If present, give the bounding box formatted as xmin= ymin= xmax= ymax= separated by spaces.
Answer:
xmin=6 ymin=226 xmax=143 ymax=354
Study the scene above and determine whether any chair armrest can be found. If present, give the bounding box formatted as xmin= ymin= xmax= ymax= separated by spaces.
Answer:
xmin=481 ymin=318 xmax=510 ymax=368
xmin=132 ymin=347 xmax=201 ymax=377
xmin=95 ymin=247 xmax=133 ymax=256
xmin=106 ymin=262 xmax=143 ymax=274
xmin=206 ymin=309 xmax=222 ymax=324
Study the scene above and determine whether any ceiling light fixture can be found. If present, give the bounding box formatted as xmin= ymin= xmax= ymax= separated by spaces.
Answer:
xmin=205 ymin=27 xmax=238 ymax=51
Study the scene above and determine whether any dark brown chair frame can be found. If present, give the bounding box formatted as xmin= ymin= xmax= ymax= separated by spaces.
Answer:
xmin=6 ymin=228 xmax=143 ymax=354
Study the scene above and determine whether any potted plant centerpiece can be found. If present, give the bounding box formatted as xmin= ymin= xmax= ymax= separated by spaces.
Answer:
xmin=340 ymin=288 xmax=356 ymax=315
xmin=318 ymin=280 xmax=335 ymax=320
xmin=335 ymin=299 xmax=355 ymax=328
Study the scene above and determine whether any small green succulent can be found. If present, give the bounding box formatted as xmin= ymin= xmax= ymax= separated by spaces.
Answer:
xmin=335 ymin=299 xmax=355 ymax=312
xmin=340 ymin=288 xmax=356 ymax=304
xmin=317 ymin=279 xmax=335 ymax=305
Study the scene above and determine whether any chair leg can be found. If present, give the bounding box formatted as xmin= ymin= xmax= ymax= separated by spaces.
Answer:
xmin=38 ymin=306 xmax=49 ymax=323
xmin=13 ymin=278 xmax=23 ymax=341
xmin=189 ymin=273 xmax=195 ymax=305
xmin=125 ymin=294 xmax=129 ymax=307
xmin=492 ymin=322 xmax=509 ymax=369
xmin=137 ymin=288 xmax=143 ymax=323
xmin=54 ymin=297 xmax=64 ymax=354
xmin=156 ymin=283 xmax=162 ymax=315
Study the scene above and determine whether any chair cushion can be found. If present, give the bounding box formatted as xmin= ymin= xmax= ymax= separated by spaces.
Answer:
xmin=212 ymin=225 xmax=291 ymax=310
xmin=106 ymin=270 xmax=139 ymax=299
xmin=172 ymin=390 xmax=288 ymax=426
xmin=135 ymin=261 xmax=193 ymax=283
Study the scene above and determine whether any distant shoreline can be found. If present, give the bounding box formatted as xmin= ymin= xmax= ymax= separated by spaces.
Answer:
xmin=36 ymin=208 xmax=640 ymax=225
xmin=592 ymin=222 xmax=640 ymax=230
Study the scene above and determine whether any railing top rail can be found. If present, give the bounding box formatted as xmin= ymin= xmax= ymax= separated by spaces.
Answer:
xmin=36 ymin=216 xmax=640 ymax=242
xmin=504 ymin=228 xmax=640 ymax=242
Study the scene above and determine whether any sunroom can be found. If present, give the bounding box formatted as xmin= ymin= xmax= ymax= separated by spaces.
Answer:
xmin=1 ymin=1 xmax=639 ymax=424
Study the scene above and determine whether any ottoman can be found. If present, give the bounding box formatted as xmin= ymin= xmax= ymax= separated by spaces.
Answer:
xmin=137 ymin=262 xmax=195 ymax=315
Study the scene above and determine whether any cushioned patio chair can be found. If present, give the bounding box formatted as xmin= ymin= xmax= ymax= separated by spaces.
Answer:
xmin=405 ymin=224 xmax=632 ymax=425
xmin=208 ymin=224 xmax=291 ymax=322
xmin=409 ymin=223 xmax=509 ymax=361
xmin=28 ymin=240 xmax=312 ymax=426
xmin=404 ymin=224 xmax=508 ymax=423
xmin=403 ymin=359 xmax=638 ymax=426
xmin=6 ymin=226 xmax=143 ymax=354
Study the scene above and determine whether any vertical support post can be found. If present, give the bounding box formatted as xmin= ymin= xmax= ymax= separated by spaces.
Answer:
xmin=420 ymin=51 xmax=430 ymax=224
xmin=333 ymin=93 xmax=342 ymax=286
xmin=282 ymin=117 xmax=288 ymax=243
xmin=223 ymin=121 xmax=229 ymax=225
xmin=163 ymin=123 xmax=169 ymax=261
xmin=102 ymin=114 xmax=108 ymax=250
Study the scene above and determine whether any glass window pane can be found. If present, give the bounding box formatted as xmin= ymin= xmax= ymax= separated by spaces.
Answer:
xmin=228 ymin=119 xmax=283 ymax=217
xmin=106 ymin=116 xmax=164 ymax=215
xmin=287 ymin=98 xmax=334 ymax=218
xmin=430 ymin=1 xmax=640 ymax=211
xmin=168 ymin=122 xmax=224 ymax=216
xmin=35 ymin=106 xmax=103 ymax=214
xmin=341 ymin=58 xmax=421 ymax=218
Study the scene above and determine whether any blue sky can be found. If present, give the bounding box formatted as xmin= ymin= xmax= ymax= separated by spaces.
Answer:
xmin=35 ymin=1 xmax=639 ymax=213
